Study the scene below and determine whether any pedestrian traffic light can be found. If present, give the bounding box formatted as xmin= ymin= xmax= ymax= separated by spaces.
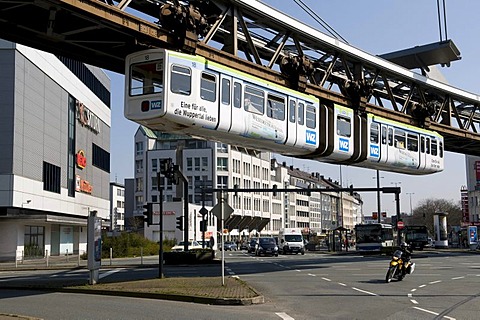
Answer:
xmin=143 ymin=203 xmax=153 ymax=226
xmin=176 ymin=216 xmax=184 ymax=231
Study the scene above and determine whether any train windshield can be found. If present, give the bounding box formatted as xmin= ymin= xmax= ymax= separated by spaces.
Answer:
xmin=129 ymin=59 xmax=164 ymax=96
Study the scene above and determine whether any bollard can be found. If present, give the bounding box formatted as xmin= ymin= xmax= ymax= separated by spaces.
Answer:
xmin=78 ymin=251 xmax=81 ymax=266
xmin=110 ymin=247 xmax=113 ymax=266
xmin=45 ymin=250 xmax=49 ymax=267
xmin=141 ymin=247 xmax=143 ymax=265
xmin=21 ymin=250 xmax=24 ymax=265
xmin=66 ymin=249 xmax=69 ymax=262
xmin=15 ymin=251 xmax=18 ymax=268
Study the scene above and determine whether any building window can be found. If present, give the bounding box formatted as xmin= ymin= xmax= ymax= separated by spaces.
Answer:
xmin=202 ymin=157 xmax=208 ymax=171
xmin=67 ymin=95 xmax=76 ymax=197
xmin=136 ymin=160 xmax=143 ymax=173
xmin=92 ymin=143 xmax=110 ymax=172
xmin=217 ymin=176 xmax=228 ymax=189
xmin=135 ymin=142 xmax=144 ymax=155
xmin=43 ymin=162 xmax=61 ymax=194
xmin=194 ymin=157 xmax=200 ymax=171
xmin=217 ymin=158 xmax=228 ymax=171
xmin=151 ymin=159 xmax=158 ymax=172
xmin=187 ymin=158 xmax=192 ymax=171
xmin=24 ymin=226 xmax=45 ymax=258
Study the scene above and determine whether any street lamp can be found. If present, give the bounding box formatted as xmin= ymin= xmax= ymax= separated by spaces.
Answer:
xmin=406 ymin=192 xmax=415 ymax=215
xmin=372 ymin=170 xmax=384 ymax=222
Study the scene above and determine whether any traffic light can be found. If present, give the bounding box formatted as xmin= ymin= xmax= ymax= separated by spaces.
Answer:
xmin=176 ymin=216 xmax=184 ymax=231
xmin=143 ymin=203 xmax=153 ymax=226
xmin=272 ymin=184 xmax=277 ymax=197
xmin=349 ymin=184 xmax=354 ymax=196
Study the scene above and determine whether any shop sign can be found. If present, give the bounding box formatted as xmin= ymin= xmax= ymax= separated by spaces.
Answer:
xmin=76 ymin=100 xmax=100 ymax=134
xmin=75 ymin=174 xmax=93 ymax=194
xmin=76 ymin=150 xmax=87 ymax=169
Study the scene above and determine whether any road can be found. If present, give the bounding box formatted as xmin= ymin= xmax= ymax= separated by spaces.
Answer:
xmin=1 ymin=250 xmax=479 ymax=319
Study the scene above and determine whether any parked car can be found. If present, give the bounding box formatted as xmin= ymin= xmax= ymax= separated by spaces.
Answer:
xmin=255 ymin=237 xmax=279 ymax=256
xmin=247 ymin=238 xmax=258 ymax=253
xmin=171 ymin=241 xmax=202 ymax=252
xmin=223 ymin=241 xmax=237 ymax=251
xmin=239 ymin=241 xmax=248 ymax=250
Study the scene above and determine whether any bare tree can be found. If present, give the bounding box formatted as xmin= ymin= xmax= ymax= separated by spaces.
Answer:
xmin=403 ymin=198 xmax=462 ymax=236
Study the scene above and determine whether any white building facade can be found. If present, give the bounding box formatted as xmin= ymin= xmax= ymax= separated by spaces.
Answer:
xmin=0 ymin=41 xmax=111 ymax=261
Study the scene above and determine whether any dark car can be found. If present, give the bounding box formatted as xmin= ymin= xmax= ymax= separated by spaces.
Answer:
xmin=255 ymin=237 xmax=279 ymax=256
xmin=247 ymin=238 xmax=258 ymax=253
xmin=223 ymin=241 xmax=237 ymax=251
xmin=239 ymin=241 xmax=248 ymax=250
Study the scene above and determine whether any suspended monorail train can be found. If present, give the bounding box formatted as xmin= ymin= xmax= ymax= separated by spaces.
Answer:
xmin=124 ymin=49 xmax=444 ymax=175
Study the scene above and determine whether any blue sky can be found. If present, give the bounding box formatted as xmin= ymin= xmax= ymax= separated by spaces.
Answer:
xmin=108 ymin=0 xmax=478 ymax=216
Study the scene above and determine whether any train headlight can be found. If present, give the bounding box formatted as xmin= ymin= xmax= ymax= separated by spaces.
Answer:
xmin=141 ymin=101 xmax=150 ymax=112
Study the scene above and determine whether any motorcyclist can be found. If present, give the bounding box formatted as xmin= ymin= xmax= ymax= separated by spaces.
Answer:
xmin=399 ymin=242 xmax=412 ymax=275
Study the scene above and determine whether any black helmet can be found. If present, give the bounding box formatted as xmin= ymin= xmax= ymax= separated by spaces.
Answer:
xmin=400 ymin=242 xmax=408 ymax=249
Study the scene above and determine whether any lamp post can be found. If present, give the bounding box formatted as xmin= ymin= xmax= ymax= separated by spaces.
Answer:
xmin=406 ymin=192 xmax=415 ymax=216
xmin=372 ymin=170 xmax=384 ymax=222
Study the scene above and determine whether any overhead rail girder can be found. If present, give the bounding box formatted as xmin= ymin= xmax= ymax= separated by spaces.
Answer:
xmin=1 ymin=0 xmax=480 ymax=155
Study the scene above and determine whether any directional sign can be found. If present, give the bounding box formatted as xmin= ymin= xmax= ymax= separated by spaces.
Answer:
xmin=211 ymin=201 xmax=234 ymax=220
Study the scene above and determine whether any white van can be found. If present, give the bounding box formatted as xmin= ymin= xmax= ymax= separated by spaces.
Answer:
xmin=278 ymin=228 xmax=305 ymax=255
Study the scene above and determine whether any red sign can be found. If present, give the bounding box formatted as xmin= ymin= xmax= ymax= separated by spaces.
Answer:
xmin=397 ymin=221 xmax=404 ymax=229
xmin=76 ymin=150 xmax=87 ymax=169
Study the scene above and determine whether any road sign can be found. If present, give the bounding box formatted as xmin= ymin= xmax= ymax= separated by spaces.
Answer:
xmin=397 ymin=221 xmax=404 ymax=229
xmin=211 ymin=201 xmax=234 ymax=220
xmin=199 ymin=207 xmax=208 ymax=216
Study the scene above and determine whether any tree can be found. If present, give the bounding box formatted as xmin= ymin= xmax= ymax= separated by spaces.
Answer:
xmin=404 ymin=198 xmax=462 ymax=236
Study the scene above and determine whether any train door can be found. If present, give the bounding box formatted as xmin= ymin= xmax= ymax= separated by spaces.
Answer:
xmin=216 ymin=74 xmax=233 ymax=133
xmin=378 ymin=125 xmax=392 ymax=164
xmin=329 ymin=104 xmax=354 ymax=161
xmin=228 ymin=81 xmax=245 ymax=135
xmin=418 ymin=135 xmax=427 ymax=170
xmin=285 ymin=98 xmax=297 ymax=146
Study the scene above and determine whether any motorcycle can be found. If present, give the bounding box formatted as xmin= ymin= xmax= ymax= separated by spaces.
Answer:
xmin=385 ymin=249 xmax=415 ymax=283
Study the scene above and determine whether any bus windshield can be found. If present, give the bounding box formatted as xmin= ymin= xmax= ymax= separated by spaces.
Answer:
xmin=130 ymin=59 xmax=164 ymax=96
xmin=355 ymin=224 xmax=394 ymax=251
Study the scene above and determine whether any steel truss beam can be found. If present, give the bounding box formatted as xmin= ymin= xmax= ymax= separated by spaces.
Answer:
xmin=0 ymin=0 xmax=479 ymax=155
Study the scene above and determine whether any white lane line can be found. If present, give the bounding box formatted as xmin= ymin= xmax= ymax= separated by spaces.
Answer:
xmin=308 ymin=273 xmax=316 ymax=277
xmin=321 ymin=277 xmax=331 ymax=282
xmin=411 ymin=288 xmax=417 ymax=292
xmin=413 ymin=307 xmax=456 ymax=320
xmin=352 ymin=287 xmax=378 ymax=296
xmin=295 ymin=269 xmax=301 ymax=272
xmin=99 ymin=268 xmax=125 ymax=279
xmin=451 ymin=276 xmax=464 ymax=280
xmin=338 ymin=283 xmax=347 ymax=286
xmin=407 ymin=293 xmax=412 ymax=298
xmin=410 ymin=299 xmax=418 ymax=304
xmin=429 ymin=280 xmax=442 ymax=284
xmin=276 ymin=312 xmax=295 ymax=320
xmin=419 ymin=284 xmax=426 ymax=288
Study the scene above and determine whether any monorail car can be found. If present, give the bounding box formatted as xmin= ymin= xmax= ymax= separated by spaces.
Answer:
xmin=124 ymin=48 xmax=444 ymax=175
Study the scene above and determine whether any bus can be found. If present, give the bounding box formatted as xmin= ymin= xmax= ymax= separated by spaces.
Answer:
xmin=355 ymin=224 xmax=394 ymax=253
xmin=403 ymin=225 xmax=429 ymax=250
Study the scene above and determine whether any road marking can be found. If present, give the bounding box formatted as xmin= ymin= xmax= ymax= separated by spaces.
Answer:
xmin=410 ymin=299 xmax=418 ymax=304
xmin=338 ymin=282 xmax=347 ymax=286
xmin=407 ymin=293 xmax=412 ymax=298
xmin=352 ymin=287 xmax=378 ymax=296
xmin=451 ymin=276 xmax=464 ymax=280
xmin=276 ymin=312 xmax=295 ymax=320
xmin=411 ymin=288 xmax=417 ymax=292
xmin=295 ymin=269 xmax=301 ymax=272
xmin=321 ymin=277 xmax=331 ymax=282
xmin=429 ymin=280 xmax=442 ymax=284
xmin=308 ymin=273 xmax=316 ymax=277
xmin=99 ymin=268 xmax=125 ymax=279
xmin=419 ymin=284 xmax=426 ymax=288
xmin=413 ymin=307 xmax=456 ymax=320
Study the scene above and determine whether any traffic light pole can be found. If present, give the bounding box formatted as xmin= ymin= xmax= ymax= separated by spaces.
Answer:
xmin=159 ymin=186 xmax=164 ymax=278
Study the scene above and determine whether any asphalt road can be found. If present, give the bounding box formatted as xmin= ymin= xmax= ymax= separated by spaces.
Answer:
xmin=1 ymin=250 xmax=479 ymax=320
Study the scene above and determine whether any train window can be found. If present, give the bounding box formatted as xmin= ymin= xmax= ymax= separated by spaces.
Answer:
xmin=298 ymin=103 xmax=305 ymax=125
xmin=407 ymin=133 xmax=418 ymax=152
xmin=388 ymin=128 xmax=393 ymax=146
xmin=221 ymin=78 xmax=230 ymax=105
xmin=289 ymin=100 xmax=296 ymax=123
xmin=200 ymin=72 xmax=217 ymax=102
xmin=394 ymin=129 xmax=406 ymax=149
xmin=306 ymin=105 xmax=316 ymax=129
xmin=431 ymin=139 xmax=438 ymax=156
xmin=171 ymin=65 xmax=191 ymax=95
xmin=440 ymin=141 xmax=444 ymax=158
xmin=381 ymin=126 xmax=387 ymax=144
xmin=337 ymin=116 xmax=351 ymax=137
xmin=420 ymin=136 xmax=425 ymax=153
xmin=233 ymin=83 xmax=242 ymax=108
xmin=371 ymin=123 xmax=379 ymax=144
xmin=426 ymin=137 xmax=430 ymax=154
xmin=130 ymin=60 xmax=164 ymax=96
xmin=244 ymin=86 xmax=264 ymax=114
xmin=267 ymin=94 xmax=285 ymax=120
